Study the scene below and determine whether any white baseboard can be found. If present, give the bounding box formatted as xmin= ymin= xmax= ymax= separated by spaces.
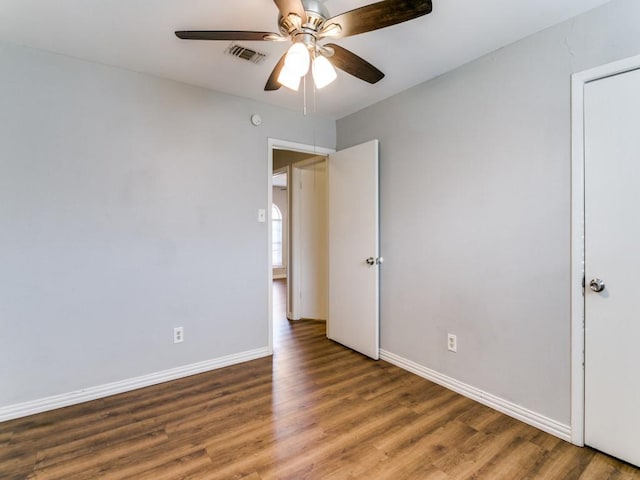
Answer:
xmin=0 ymin=347 xmax=271 ymax=422
xmin=380 ymin=349 xmax=571 ymax=442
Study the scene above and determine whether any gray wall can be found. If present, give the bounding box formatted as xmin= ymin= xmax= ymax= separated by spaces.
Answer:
xmin=337 ymin=0 xmax=640 ymax=424
xmin=0 ymin=41 xmax=335 ymax=407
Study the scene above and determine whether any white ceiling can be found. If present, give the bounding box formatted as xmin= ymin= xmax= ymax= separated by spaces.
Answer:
xmin=0 ymin=0 xmax=612 ymax=119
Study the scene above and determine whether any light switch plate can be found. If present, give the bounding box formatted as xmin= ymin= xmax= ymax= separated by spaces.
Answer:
xmin=258 ymin=209 xmax=266 ymax=222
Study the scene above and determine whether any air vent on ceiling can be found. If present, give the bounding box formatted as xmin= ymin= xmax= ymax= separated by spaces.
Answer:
xmin=225 ymin=43 xmax=268 ymax=65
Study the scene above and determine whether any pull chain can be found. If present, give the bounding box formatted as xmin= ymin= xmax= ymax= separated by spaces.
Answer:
xmin=303 ymin=74 xmax=307 ymax=116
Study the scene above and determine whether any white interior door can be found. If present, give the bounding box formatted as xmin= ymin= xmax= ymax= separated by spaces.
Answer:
xmin=295 ymin=160 xmax=327 ymax=320
xmin=584 ymin=67 xmax=640 ymax=467
xmin=327 ymin=140 xmax=379 ymax=360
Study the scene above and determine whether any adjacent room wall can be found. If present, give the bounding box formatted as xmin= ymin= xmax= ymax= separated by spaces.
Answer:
xmin=0 ymin=40 xmax=335 ymax=411
xmin=293 ymin=160 xmax=328 ymax=320
xmin=336 ymin=0 xmax=640 ymax=426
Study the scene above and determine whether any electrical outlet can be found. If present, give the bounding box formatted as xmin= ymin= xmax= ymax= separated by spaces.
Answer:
xmin=447 ymin=333 xmax=457 ymax=353
xmin=174 ymin=327 xmax=184 ymax=344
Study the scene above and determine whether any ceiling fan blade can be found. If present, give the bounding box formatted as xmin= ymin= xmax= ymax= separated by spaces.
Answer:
xmin=265 ymin=53 xmax=288 ymax=91
xmin=273 ymin=0 xmax=307 ymax=23
xmin=175 ymin=31 xmax=279 ymax=41
xmin=322 ymin=0 xmax=432 ymax=39
xmin=325 ymin=44 xmax=384 ymax=84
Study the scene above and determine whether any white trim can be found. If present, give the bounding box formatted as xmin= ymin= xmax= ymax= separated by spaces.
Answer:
xmin=0 ymin=347 xmax=271 ymax=422
xmin=267 ymin=142 xmax=274 ymax=354
xmin=570 ymin=65 xmax=586 ymax=448
xmin=291 ymin=163 xmax=302 ymax=320
xmin=570 ymin=53 xmax=640 ymax=447
xmin=268 ymin=139 xmax=334 ymax=157
xmin=273 ymin=165 xmax=290 ymax=279
xmin=380 ymin=349 xmax=571 ymax=442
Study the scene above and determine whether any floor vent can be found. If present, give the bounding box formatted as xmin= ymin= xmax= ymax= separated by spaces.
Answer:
xmin=225 ymin=43 xmax=268 ymax=64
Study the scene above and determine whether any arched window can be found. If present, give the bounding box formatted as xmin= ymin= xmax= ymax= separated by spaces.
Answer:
xmin=272 ymin=204 xmax=283 ymax=266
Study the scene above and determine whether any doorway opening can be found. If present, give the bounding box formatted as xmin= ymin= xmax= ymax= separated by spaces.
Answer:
xmin=290 ymin=155 xmax=328 ymax=322
xmin=267 ymin=139 xmax=334 ymax=353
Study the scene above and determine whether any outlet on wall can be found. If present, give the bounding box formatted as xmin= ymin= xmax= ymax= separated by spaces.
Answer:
xmin=447 ymin=333 xmax=457 ymax=353
xmin=174 ymin=327 xmax=184 ymax=344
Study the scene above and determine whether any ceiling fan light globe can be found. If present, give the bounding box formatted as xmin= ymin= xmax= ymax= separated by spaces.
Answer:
xmin=284 ymin=42 xmax=310 ymax=77
xmin=277 ymin=66 xmax=301 ymax=91
xmin=312 ymin=55 xmax=337 ymax=89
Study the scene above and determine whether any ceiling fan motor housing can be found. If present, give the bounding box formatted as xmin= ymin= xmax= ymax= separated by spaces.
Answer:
xmin=278 ymin=0 xmax=329 ymax=38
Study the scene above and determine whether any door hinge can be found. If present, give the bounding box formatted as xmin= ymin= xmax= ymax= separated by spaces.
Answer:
xmin=582 ymin=275 xmax=585 ymax=296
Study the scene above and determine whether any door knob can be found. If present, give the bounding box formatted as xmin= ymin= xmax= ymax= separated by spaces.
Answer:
xmin=590 ymin=278 xmax=605 ymax=293
xmin=366 ymin=257 xmax=375 ymax=266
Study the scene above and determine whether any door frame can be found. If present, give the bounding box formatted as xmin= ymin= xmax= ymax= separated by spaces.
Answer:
xmin=267 ymin=138 xmax=334 ymax=353
xmin=272 ymin=165 xmax=290 ymax=282
xmin=570 ymin=53 xmax=640 ymax=446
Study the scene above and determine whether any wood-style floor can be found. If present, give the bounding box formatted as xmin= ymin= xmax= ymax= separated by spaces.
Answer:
xmin=2 ymin=279 xmax=639 ymax=479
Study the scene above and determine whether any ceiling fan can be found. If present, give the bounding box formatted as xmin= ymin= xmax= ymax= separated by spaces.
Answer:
xmin=175 ymin=0 xmax=433 ymax=92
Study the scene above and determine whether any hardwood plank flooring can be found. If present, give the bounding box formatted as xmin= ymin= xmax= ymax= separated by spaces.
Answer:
xmin=1 ymin=279 xmax=639 ymax=479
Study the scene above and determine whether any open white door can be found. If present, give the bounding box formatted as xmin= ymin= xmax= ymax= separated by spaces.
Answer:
xmin=327 ymin=140 xmax=379 ymax=360
xmin=584 ymin=67 xmax=640 ymax=467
